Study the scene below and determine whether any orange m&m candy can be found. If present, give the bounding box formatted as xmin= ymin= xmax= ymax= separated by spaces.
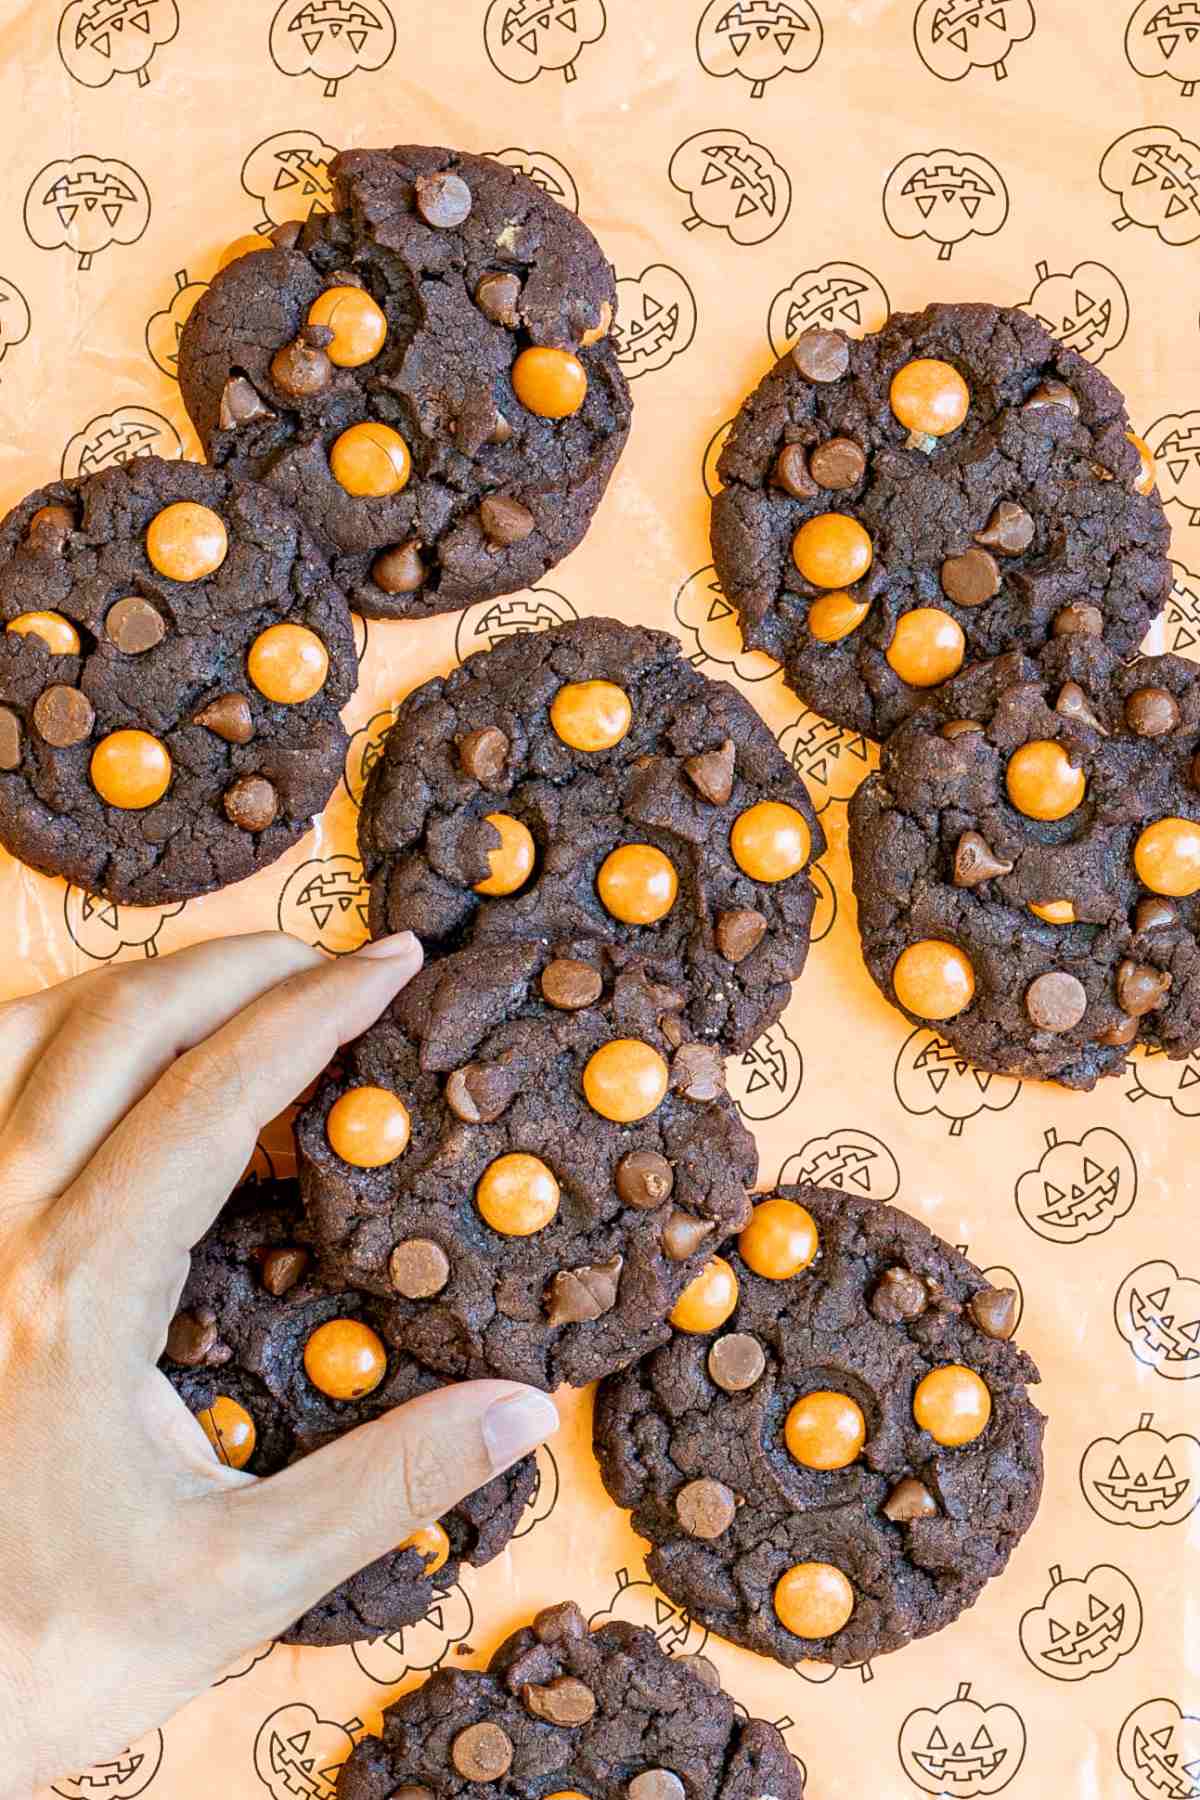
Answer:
xmin=597 ymin=844 xmax=678 ymax=924
xmin=731 ymin=801 xmax=811 ymax=883
xmin=197 ymin=1396 xmax=256 ymax=1469
xmin=785 ymin=1392 xmax=866 ymax=1470
xmin=808 ymin=590 xmax=871 ymax=643
xmin=913 ymin=1365 xmax=991 ymax=1446
xmin=330 ymin=422 xmax=411 ymax=497
xmin=398 ymin=1522 xmax=450 ymax=1575
xmin=1127 ymin=431 xmax=1157 ymax=497
xmin=90 ymin=730 xmax=171 ymax=809
xmin=512 ymin=347 xmax=587 ymax=418
xmin=739 ymin=1197 xmax=818 ymax=1280
xmin=308 ymin=285 xmax=388 ymax=367
xmin=1134 ymin=817 xmax=1200 ymax=897
xmin=304 ymin=1319 xmax=387 ymax=1400
xmin=886 ymin=609 xmax=965 ymax=687
xmin=146 ymin=503 xmax=228 ymax=582
xmin=1006 ymin=740 xmax=1085 ymax=821
xmin=583 ymin=1039 xmax=669 ymax=1123
xmin=476 ymin=1153 xmax=560 ymax=1236
xmin=247 ymin=623 xmax=329 ymax=704
xmin=670 ymin=1256 xmax=739 ymax=1333
xmin=326 ymin=1086 xmax=411 ymax=1167
xmin=1029 ymin=899 xmax=1075 ymax=924
xmin=7 ymin=611 xmax=81 ymax=655
xmin=774 ymin=1562 xmax=855 ymax=1638
xmin=890 ymin=359 xmax=969 ymax=437
xmin=218 ymin=234 xmax=272 ymax=270
xmin=892 ymin=940 xmax=975 ymax=1020
xmin=550 ymin=680 xmax=632 ymax=751
xmin=792 ymin=513 xmax=873 ymax=588
xmin=474 ymin=812 xmax=535 ymax=895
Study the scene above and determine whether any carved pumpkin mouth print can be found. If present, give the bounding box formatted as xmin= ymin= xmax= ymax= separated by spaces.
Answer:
xmin=254 ymin=1704 xmax=358 ymax=1800
xmin=52 ymin=1731 xmax=164 ymax=1799
xmin=1035 ymin=1600 xmax=1126 ymax=1665
xmin=786 ymin=274 xmax=871 ymax=341
xmin=1128 ymin=1281 xmax=1200 ymax=1366
xmin=695 ymin=0 xmax=823 ymax=98
xmin=898 ymin=1682 xmax=1027 ymax=1795
xmin=613 ymin=267 xmax=697 ymax=376
xmin=453 ymin=588 xmax=579 ymax=661
xmin=1127 ymin=1 xmax=1200 ymax=97
xmin=1096 ymin=1459 xmax=1190 ymax=1514
xmin=1121 ymin=1700 xmax=1200 ymax=1800
xmin=269 ymin=0 xmax=396 ymax=95
xmin=277 ymin=855 xmax=371 ymax=955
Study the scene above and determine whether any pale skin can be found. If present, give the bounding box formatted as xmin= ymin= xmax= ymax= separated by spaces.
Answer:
xmin=0 ymin=929 xmax=559 ymax=1797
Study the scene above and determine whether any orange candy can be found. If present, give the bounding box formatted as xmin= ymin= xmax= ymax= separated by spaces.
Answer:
xmin=582 ymin=1039 xmax=669 ymax=1123
xmin=326 ymin=1086 xmax=411 ymax=1167
xmin=90 ymin=730 xmax=171 ymax=809
xmin=512 ymin=346 xmax=588 ymax=418
xmin=1029 ymin=899 xmax=1076 ymax=924
xmin=1006 ymin=740 xmax=1086 ymax=821
xmin=785 ymin=1391 xmax=866 ymax=1470
xmin=889 ymin=359 xmax=970 ymax=437
xmin=218 ymin=234 xmax=272 ymax=271
xmin=792 ymin=513 xmax=873 ymax=588
xmin=808 ymin=590 xmax=871 ymax=643
xmin=308 ymin=285 xmax=388 ymax=367
xmin=247 ymin=623 xmax=329 ymax=704
xmin=476 ymin=1152 xmax=560 ymax=1236
xmin=730 ymin=801 xmax=811 ymax=883
xmin=738 ymin=1197 xmax=819 ymax=1280
xmin=303 ymin=1318 xmax=388 ymax=1400
xmin=669 ymin=1256 xmax=739 ymax=1333
xmin=329 ymin=422 xmax=411 ymax=497
xmin=886 ymin=608 xmax=965 ymax=687
xmin=197 ymin=1396 xmax=256 ymax=1469
xmin=398 ymin=1522 xmax=450 ymax=1575
xmin=913 ymin=1364 xmax=992 ymax=1447
xmin=550 ymin=680 xmax=632 ymax=751
xmin=1134 ymin=817 xmax=1200 ymax=898
xmin=474 ymin=812 xmax=535 ymax=895
xmin=146 ymin=503 xmax=228 ymax=582
xmin=6 ymin=611 xmax=81 ymax=655
xmin=892 ymin=940 xmax=975 ymax=1021
xmin=1127 ymin=431 xmax=1157 ymax=497
xmin=597 ymin=844 xmax=678 ymax=924
xmin=774 ymin=1562 xmax=855 ymax=1638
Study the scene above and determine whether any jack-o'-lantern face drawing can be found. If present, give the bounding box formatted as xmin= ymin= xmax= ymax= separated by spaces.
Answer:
xmin=486 ymin=146 xmax=579 ymax=211
xmin=1126 ymin=0 xmax=1200 ymax=98
xmin=351 ymin=1583 xmax=474 ymax=1684
xmin=454 ymin=588 xmax=579 ymax=663
xmin=277 ymin=855 xmax=370 ymax=956
xmin=483 ymin=0 xmax=606 ymax=84
xmin=64 ymin=886 xmax=186 ymax=964
xmin=613 ymin=266 xmax=698 ymax=378
xmin=343 ymin=706 xmax=401 ymax=808
xmin=1118 ymin=1698 xmax=1200 ymax=1800
xmin=898 ymin=1683 xmax=1025 ymax=1795
xmin=52 ymin=1730 xmax=164 ymax=1798
xmin=1018 ymin=1563 xmax=1142 ymax=1682
xmin=1145 ymin=424 xmax=1200 ymax=527
xmin=58 ymin=0 xmax=179 ymax=88
xmin=61 ymin=406 xmax=183 ymax=480
xmin=668 ymin=130 xmax=792 ymax=245
xmin=695 ymin=0 xmax=823 ymax=98
xmin=726 ymin=1021 xmax=803 ymax=1120
xmin=893 ymin=1029 xmax=1021 ymax=1134
xmin=1015 ymin=1124 xmax=1137 ymax=1245
xmin=1020 ymin=259 xmax=1129 ymax=362
xmin=241 ymin=131 xmax=337 ymax=232
xmin=588 ymin=1569 xmax=709 ymax=1656
xmin=777 ymin=708 xmax=873 ymax=812
xmin=268 ymin=0 xmax=396 ymax=95
xmin=24 ymin=156 xmax=152 ymax=271
xmin=883 ymin=148 xmax=1009 ymax=260
xmin=674 ymin=566 xmax=777 ymax=683
xmin=0 ymin=276 xmax=31 ymax=372
xmin=1127 ymin=1042 xmax=1200 ymax=1112
xmin=1115 ymin=1260 xmax=1200 ymax=1379
xmin=913 ymin=0 xmax=1036 ymax=83
xmin=1100 ymin=125 xmax=1200 ymax=246
xmin=145 ymin=269 xmax=209 ymax=381
xmin=780 ymin=1127 xmax=900 ymax=1201
xmin=1080 ymin=1413 xmax=1200 ymax=1528
xmin=253 ymin=1704 xmax=359 ymax=1800
xmin=767 ymin=262 xmax=889 ymax=358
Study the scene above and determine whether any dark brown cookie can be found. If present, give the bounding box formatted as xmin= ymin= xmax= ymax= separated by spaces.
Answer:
xmin=595 ymin=1186 xmax=1043 ymax=1665
xmin=711 ymin=302 xmax=1170 ymax=739
xmin=849 ymin=636 xmax=1200 ymax=1087
xmin=161 ymin=1180 xmax=535 ymax=1648
xmin=0 ymin=457 xmax=355 ymax=904
xmin=359 ymin=617 xmax=824 ymax=1053
xmin=179 ymin=146 xmax=630 ymax=621
xmin=296 ymin=940 xmax=758 ymax=1391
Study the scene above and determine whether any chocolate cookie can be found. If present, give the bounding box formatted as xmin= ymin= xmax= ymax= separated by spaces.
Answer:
xmin=161 ymin=1180 xmax=535 ymax=1647
xmin=850 ymin=636 xmax=1200 ymax=1087
xmin=336 ymin=1601 xmax=805 ymax=1800
xmin=297 ymin=939 xmax=757 ymax=1391
xmin=594 ymin=1186 xmax=1044 ymax=1665
xmin=0 ymin=457 xmax=355 ymax=904
xmin=711 ymin=302 xmax=1170 ymax=740
xmin=359 ymin=617 xmax=824 ymax=1052
xmin=179 ymin=145 xmax=630 ymax=622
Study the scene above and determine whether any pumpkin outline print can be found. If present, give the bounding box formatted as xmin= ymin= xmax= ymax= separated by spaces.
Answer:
xmin=726 ymin=1019 xmax=803 ymax=1121
xmin=702 ymin=417 xmax=734 ymax=496
xmin=779 ymin=1126 xmax=901 ymax=1201
xmin=213 ymin=1641 xmax=276 ymax=1686
xmin=766 ymin=261 xmax=891 ymax=359
xmin=145 ymin=269 xmax=209 ymax=382
xmin=1118 ymin=1698 xmax=1200 ymax=1800
xmin=343 ymin=705 xmax=401 ymax=808
xmin=277 ymin=854 xmax=371 ymax=957
xmin=512 ymin=1440 xmax=560 ymax=1538
xmin=912 ymin=0 xmax=1036 ymax=82
xmin=24 ymin=155 xmax=151 ymax=272
xmin=1126 ymin=0 xmax=1200 ymax=99
xmin=268 ymin=0 xmax=397 ymax=97
xmin=486 ymin=147 xmax=579 ymax=213
xmin=454 ymin=587 xmax=579 ymax=664
xmin=58 ymin=0 xmax=179 ymax=88
xmin=1014 ymin=1124 xmax=1138 ymax=1245
xmin=694 ymin=0 xmax=823 ymax=98
xmin=0 ymin=276 xmax=31 ymax=378
xmin=674 ymin=566 xmax=778 ymax=683
xmin=64 ymin=886 xmax=186 ymax=964
xmin=1018 ymin=1562 xmax=1142 ymax=1683
xmin=52 ymin=1729 xmax=164 ymax=1799
xmin=613 ymin=266 xmax=698 ymax=379
xmin=793 ymin=1654 xmax=875 ymax=1685
xmin=1101 ymin=125 xmax=1200 ymax=247
xmin=61 ymin=406 xmax=182 ymax=480
xmin=1145 ymin=421 xmax=1200 ymax=525
xmin=483 ymin=0 xmax=606 ymax=84
xmin=1127 ymin=1041 xmax=1200 ymax=1112
xmin=808 ymin=859 xmax=836 ymax=942
xmin=242 ymin=130 xmax=338 ymax=234
xmin=588 ymin=1568 xmax=710 ymax=1658
xmin=883 ymin=147 xmax=1009 ymax=261
xmin=776 ymin=707 xmax=874 ymax=812
xmin=351 ymin=1581 xmax=475 ymax=1684
xmin=894 ymin=1028 xmax=1021 ymax=1136
xmin=1019 ymin=258 xmax=1130 ymax=364
xmin=253 ymin=1703 xmax=362 ymax=1800
xmin=1115 ymin=1258 xmax=1200 ymax=1380
xmin=1080 ymin=1412 xmax=1200 ymax=1529
xmin=898 ymin=1682 xmax=1026 ymax=1796
xmin=1162 ymin=561 xmax=1200 ymax=660
xmin=668 ymin=129 xmax=792 ymax=246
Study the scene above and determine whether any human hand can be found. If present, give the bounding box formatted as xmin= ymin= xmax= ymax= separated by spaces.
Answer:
xmin=0 ymin=930 xmax=558 ymax=1796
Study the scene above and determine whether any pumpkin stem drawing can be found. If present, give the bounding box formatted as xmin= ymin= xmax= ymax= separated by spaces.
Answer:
xmin=137 ymin=65 xmax=149 ymax=86
xmin=1139 ymin=1412 xmax=1154 ymax=1429
xmin=938 ymin=241 xmax=953 ymax=260
xmin=1047 ymin=1565 xmax=1062 ymax=1587
xmin=682 ymin=212 xmax=702 ymax=230
xmin=956 ymin=1681 xmax=971 ymax=1701
xmin=564 ymin=60 xmax=576 ymax=80
xmin=1035 ymin=260 xmax=1049 ymax=280
xmin=1044 ymin=1127 xmax=1058 ymax=1148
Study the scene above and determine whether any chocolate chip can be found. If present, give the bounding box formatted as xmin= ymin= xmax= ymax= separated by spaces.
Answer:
xmin=373 ymin=540 xmax=425 ymax=594
xmin=542 ymin=957 xmax=603 ymax=1011
xmin=269 ymin=328 xmax=332 ymax=398
xmin=489 ymin=410 xmax=513 ymax=445
xmin=521 ymin=1676 xmax=596 ymax=1726
xmin=629 ymin=1771 xmax=686 ymax=1800
xmin=475 ymin=270 xmax=521 ymax=326
xmin=791 ymin=328 xmax=849 ymax=383
xmin=1137 ymin=897 xmax=1178 ymax=932
xmin=32 ymin=684 xmax=93 ymax=748
xmin=193 ymin=692 xmax=254 ymax=745
xmin=1125 ymin=685 xmax=1180 ymax=737
xmin=870 ymin=1266 xmax=927 ymax=1323
xmin=940 ymin=547 xmax=1000 ymax=608
xmin=969 ymin=1285 xmax=1018 ymax=1340
xmin=671 ymin=1042 xmax=725 ymax=1101
xmin=165 ymin=1310 xmax=218 ymax=1366
xmin=416 ymin=170 xmax=472 ymax=228
xmin=953 ymin=829 xmax=1013 ymax=887
xmin=1055 ymin=681 xmax=1108 ymax=734
xmin=1053 ymin=603 xmax=1103 ymax=638
xmin=809 ymin=436 xmax=867 ymax=489
xmin=1096 ymin=1012 xmax=1138 ymax=1047
xmin=615 ymin=1150 xmax=673 ymax=1210
xmin=1023 ymin=380 xmax=1079 ymax=416
xmin=715 ymin=907 xmax=767 ymax=963
xmin=0 ymin=707 xmax=22 ymax=770
xmin=941 ymin=719 xmax=984 ymax=740
xmin=684 ymin=738 xmax=735 ymax=805
xmin=545 ymin=1255 xmax=622 ymax=1326
xmin=390 ymin=1238 xmax=450 ymax=1300
xmin=480 ymin=494 xmax=535 ymax=547
xmin=106 ymin=596 xmax=166 ymax=654
xmin=27 ymin=503 xmax=75 ymax=551
xmin=772 ymin=442 xmax=816 ymax=497
xmin=676 ymin=1653 xmax=722 ymax=1692
xmin=219 ymin=375 xmax=274 ymax=431
xmin=444 ymin=1060 xmax=517 ymax=1123
xmin=973 ymin=500 xmax=1034 ymax=554
xmin=256 ymin=1247 xmax=307 ymax=1296
xmin=223 ymin=775 xmax=278 ymax=832
xmin=393 ymin=1790 xmax=434 ymax=1800
xmin=662 ymin=1209 xmax=714 ymax=1262
xmin=675 ymin=1477 xmax=736 ymax=1540
xmin=269 ymin=219 xmax=303 ymax=250
xmin=458 ymin=724 xmax=509 ymax=785
xmin=1025 ymin=970 xmax=1087 ymax=1032
xmin=533 ymin=1599 xmax=587 ymax=1642
xmin=708 ymin=1331 xmax=765 ymax=1392
xmin=1117 ymin=959 xmax=1172 ymax=1017
xmin=451 ymin=1721 xmax=512 ymax=1782
xmin=882 ymin=1477 xmax=938 ymax=1522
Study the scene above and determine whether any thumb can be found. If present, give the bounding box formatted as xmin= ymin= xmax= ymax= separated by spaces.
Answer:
xmin=208 ymin=1381 xmax=557 ymax=1645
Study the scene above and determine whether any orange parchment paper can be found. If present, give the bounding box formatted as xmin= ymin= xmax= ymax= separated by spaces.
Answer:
xmin=1 ymin=2 xmax=1197 ymax=1796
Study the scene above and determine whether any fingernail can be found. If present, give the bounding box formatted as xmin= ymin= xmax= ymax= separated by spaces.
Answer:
xmin=355 ymin=930 xmax=422 ymax=965
xmin=482 ymin=1389 xmax=558 ymax=1472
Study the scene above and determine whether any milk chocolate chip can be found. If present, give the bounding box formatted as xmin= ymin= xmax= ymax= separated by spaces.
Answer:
xmin=444 ymin=1060 xmax=517 ymax=1123
xmin=871 ymin=1266 xmax=927 ymax=1322
xmin=521 ymin=1677 xmax=596 ymax=1726
xmin=544 ymin=1255 xmax=622 ymax=1326
xmin=615 ymin=1150 xmax=673 ymax=1210
xmin=969 ymin=1285 xmax=1018 ymax=1340
xmin=675 ymin=1477 xmax=736 ymax=1540
xmin=219 ymin=375 xmax=275 ymax=430
xmin=541 ymin=958 xmax=603 ymax=1010
xmin=662 ymin=1209 xmax=714 ymax=1261
xmin=883 ymin=1477 xmax=938 ymax=1522
xmin=165 ymin=1309 xmax=218 ymax=1366
xmin=458 ymin=725 xmax=509 ymax=785
xmin=716 ymin=908 xmax=767 ymax=962
xmin=953 ymin=830 xmax=1013 ymax=886
xmin=480 ymin=494 xmax=535 ymax=547
xmin=390 ymin=1238 xmax=451 ymax=1300
xmin=193 ymin=693 xmax=254 ymax=744
xmin=684 ymin=738 xmax=735 ymax=805
xmin=33 ymin=684 xmax=94 ymax=748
